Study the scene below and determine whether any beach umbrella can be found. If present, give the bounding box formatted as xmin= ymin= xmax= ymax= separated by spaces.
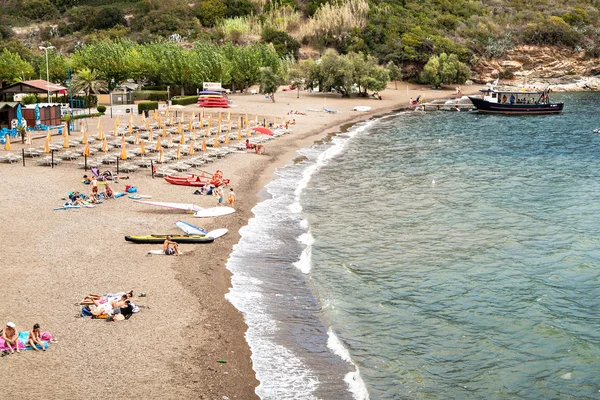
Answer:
xmin=63 ymin=123 xmax=68 ymax=138
xmin=43 ymin=138 xmax=50 ymax=153
xmin=129 ymin=112 xmax=133 ymax=125
xmin=165 ymin=110 xmax=170 ymax=117
xmin=227 ymin=111 xmax=231 ymax=121
xmin=114 ymin=122 xmax=119 ymax=136
xmin=201 ymin=108 xmax=204 ymax=120
xmin=201 ymin=137 xmax=206 ymax=152
xmin=191 ymin=112 xmax=195 ymax=121
xmin=170 ymin=117 xmax=174 ymax=125
xmin=134 ymin=131 xmax=140 ymax=145
xmin=3 ymin=134 xmax=10 ymax=151
xmin=246 ymin=125 xmax=252 ymax=137
xmin=158 ymin=147 xmax=164 ymax=163
xmin=155 ymin=137 xmax=162 ymax=151
xmin=218 ymin=112 xmax=222 ymax=125
xmin=34 ymin=103 xmax=40 ymax=126
xmin=180 ymin=131 xmax=186 ymax=144
xmin=16 ymin=104 xmax=22 ymax=127
xmin=213 ymin=134 xmax=219 ymax=148
xmin=175 ymin=144 xmax=181 ymax=159
xmin=120 ymin=136 xmax=127 ymax=160
xmin=26 ymin=130 xmax=32 ymax=145
xmin=177 ymin=121 xmax=182 ymax=133
xmin=253 ymin=126 xmax=274 ymax=136
xmin=128 ymin=121 xmax=133 ymax=134
xmin=181 ymin=111 xmax=185 ymax=122
xmin=141 ymin=112 xmax=146 ymax=123
xmin=153 ymin=111 xmax=158 ymax=121
xmin=227 ymin=120 xmax=231 ymax=132
xmin=145 ymin=118 xmax=150 ymax=131
xmin=168 ymin=135 xmax=173 ymax=147
xmin=157 ymin=116 xmax=162 ymax=128
xmin=102 ymin=138 xmax=108 ymax=152
xmin=83 ymin=143 xmax=90 ymax=157
xmin=115 ymin=116 xmax=120 ymax=126
xmin=188 ymin=141 xmax=195 ymax=155
xmin=148 ymin=129 xmax=153 ymax=143
xmin=237 ymin=125 xmax=242 ymax=141
xmin=46 ymin=127 xmax=52 ymax=142
xmin=188 ymin=120 xmax=192 ymax=131
xmin=208 ymin=115 xmax=212 ymax=127
xmin=225 ymin=131 xmax=230 ymax=145
xmin=162 ymin=126 xmax=167 ymax=138
xmin=63 ymin=133 xmax=70 ymax=148
xmin=97 ymin=119 xmax=102 ymax=130
xmin=192 ymin=127 xmax=197 ymax=140
xmin=244 ymin=114 xmax=248 ymax=126
xmin=205 ymin=127 xmax=210 ymax=137
xmin=139 ymin=139 xmax=146 ymax=155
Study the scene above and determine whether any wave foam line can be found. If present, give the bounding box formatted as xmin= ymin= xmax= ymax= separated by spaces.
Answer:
xmin=293 ymin=231 xmax=315 ymax=274
xmin=327 ymin=328 xmax=370 ymax=400
xmin=289 ymin=119 xmax=377 ymax=213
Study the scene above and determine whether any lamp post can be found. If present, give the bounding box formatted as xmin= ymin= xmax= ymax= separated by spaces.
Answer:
xmin=39 ymin=45 xmax=55 ymax=102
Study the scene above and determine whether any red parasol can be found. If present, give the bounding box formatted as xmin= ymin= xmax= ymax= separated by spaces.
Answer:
xmin=252 ymin=126 xmax=274 ymax=136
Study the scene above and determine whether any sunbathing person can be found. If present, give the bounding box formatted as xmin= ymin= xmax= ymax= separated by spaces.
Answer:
xmin=28 ymin=323 xmax=45 ymax=351
xmin=80 ymin=290 xmax=134 ymax=305
xmin=88 ymin=193 xmax=99 ymax=204
xmin=83 ymin=175 xmax=91 ymax=184
xmin=3 ymin=322 xmax=20 ymax=353
xmin=112 ymin=300 xmax=134 ymax=322
xmin=163 ymin=236 xmax=179 ymax=256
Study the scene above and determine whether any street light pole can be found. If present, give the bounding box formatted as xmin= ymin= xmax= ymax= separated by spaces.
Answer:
xmin=39 ymin=45 xmax=55 ymax=102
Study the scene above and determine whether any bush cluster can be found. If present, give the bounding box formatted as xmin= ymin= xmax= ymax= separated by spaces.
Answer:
xmin=172 ymin=96 xmax=199 ymax=106
xmin=137 ymin=101 xmax=159 ymax=114
xmin=133 ymin=91 xmax=168 ymax=102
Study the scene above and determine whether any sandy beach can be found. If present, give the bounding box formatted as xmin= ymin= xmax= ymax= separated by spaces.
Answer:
xmin=0 ymin=83 xmax=480 ymax=398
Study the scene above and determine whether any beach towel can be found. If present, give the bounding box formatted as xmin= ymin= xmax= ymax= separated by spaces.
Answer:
xmin=0 ymin=331 xmax=51 ymax=351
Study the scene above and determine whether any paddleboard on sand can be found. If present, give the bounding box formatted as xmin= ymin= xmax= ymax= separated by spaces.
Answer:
xmin=54 ymin=205 xmax=81 ymax=210
xmin=194 ymin=207 xmax=235 ymax=218
xmin=129 ymin=195 xmax=152 ymax=200
xmin=148 ymin=249 xmax=184 ymax=255
xmin=206 ymin=228 xmax=228 ymax=239
xmin=133 ymin=200 xmax=204 ymax=212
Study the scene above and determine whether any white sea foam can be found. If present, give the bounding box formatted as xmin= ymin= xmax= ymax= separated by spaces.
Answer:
xmin=327 ymin=328 xmax=370 ymax=400
xmin=293 ymin=231 xmax=315 ymax=274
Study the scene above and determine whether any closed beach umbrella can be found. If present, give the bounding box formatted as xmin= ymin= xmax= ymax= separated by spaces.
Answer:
xmin=128 ymin=121 xmax=133 ymax=134
xmin=148 ymin=129 xmax=153 ymax=143
xmin=227 ymin=120 xmax=231 ymax=132
xmin=120 ymin=136 xmax=127 ymax=160
xmin=102 ymin=138 xmax=108 ymax=152
xmin=188 ymin=120 xmax=192 ymax=131
xmin=4 ymin=134 xmax=10 ymax=151
xmin=237 ymin=126 xmax=242 ymax=141
xmin=158 ymin=116 xmax=163 ymax=128
xmin=213 ymin=134 xmax=219 ymax=148
xmin=225 ymin=132 xmax=230 ymax=145
xmin=26 ymin=130 xmax=32 ymax=145
xmin=97 ymin=119 xmax=102 ymax=130
xmin=177 ymin=121 xmax=182 ymax=133
xmin=200 ymin=108 xmax=204 ymax=120
xmin=180 ymin=131 xmax=185 ymax=144
xmin=218 ymin=112 xmax=222 ymax=125
xmin=168 ymin=135 xmax=173 ymax=146
xmin=227 ymin=111 xmax=231 ymax=121
xmin=165 ymin=110 xmax=170 ymax=117
xmin=46 ymin=127 xmax=52 ymax=142
xmin=153 ymin=111 xmax=158 ymax=121
xmin=181 ymin=111 xmax=185 ymax=122
xmin=170 ymin=117 xmax=174 ymax=125
xmin=188 ymin=141 xmax=195 ymax=155
xmin=82 ymin=128 xmax=88 ymax=145
xmin=43 ymin=138 xmax=50 ymax=153
xmin=158 ymin=147 xmax=164 ymax=163
xmin=145 ymin=118 xmax=150 ymax=131
xmin=176 ymin=144 xmax=181 ymax=159
xmin=244 ymin=114 xmax=248 ymax=126
xmin=155 ymin=136 xmax=162 ymax=151
xmin=208 ymin=115 xmax=212 ymax=127
xmin=63 ymin=133 xmax=70 ymax=148
xmin=114 ymin=122 xmax=119 ymax=136
xmin=115 ymin=116 xmax=120 ymax=127
xmin=140 ymin=139 xmax=146 ymax=155
xmin=246 ymin=125 xmax=252 ymax=137
xmin=201 ymin=137 xmax=206 ymax=151
xmin=162 ymin=126 xmax=167 ymax=138
xmin=134 ymin=131 xmax=140 ymax=145
xmin=83 ymin=143 xmax=90 ymax=157
xmin=63 ymin=123 xmax=68 ymax=137
xmin=191 ymin=112 xmax=195 ymax=121
xmin=192 ymin=127 xmax=197 ymax=140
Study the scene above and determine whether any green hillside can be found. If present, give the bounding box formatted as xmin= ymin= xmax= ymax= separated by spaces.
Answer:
xmin=1 ymin=0 xmax=599 ymax=91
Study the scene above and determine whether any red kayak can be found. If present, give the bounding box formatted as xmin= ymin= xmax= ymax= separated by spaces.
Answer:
xmin=164 ymin=171 xmax=230 ymax=187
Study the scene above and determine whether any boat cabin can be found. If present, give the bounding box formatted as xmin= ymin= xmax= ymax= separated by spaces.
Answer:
xmin=480 ymin=88 xmax=550 ymax=106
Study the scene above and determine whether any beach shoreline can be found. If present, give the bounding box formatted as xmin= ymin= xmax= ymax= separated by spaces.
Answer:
xmin=0 ymin=83 xmax=480 ymax=399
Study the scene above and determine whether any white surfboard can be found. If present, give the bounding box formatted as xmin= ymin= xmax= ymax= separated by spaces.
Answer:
xmin=129 ymin=195 xmax=153 ymax=200
xmin=206 ymin=228 xmax=229 ymax=239
xmin=194 ymin=207 xmax=235 ymax=218
xmin=148 ymin=249 xmax=184 ymax=255
xmin=134 ymin=200 xmax=204 ymax=212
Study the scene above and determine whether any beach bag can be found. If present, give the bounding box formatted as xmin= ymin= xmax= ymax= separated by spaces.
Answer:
xmin=126 ymin=186 xmax=137 ymax=193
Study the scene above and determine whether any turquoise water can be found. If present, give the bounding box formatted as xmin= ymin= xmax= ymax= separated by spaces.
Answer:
xmin=303 ymin=92 xmax=600 ymax=399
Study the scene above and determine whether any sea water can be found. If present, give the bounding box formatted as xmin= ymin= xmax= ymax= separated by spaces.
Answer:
xmin=226 ymin=92 xmax=600 ymax=399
